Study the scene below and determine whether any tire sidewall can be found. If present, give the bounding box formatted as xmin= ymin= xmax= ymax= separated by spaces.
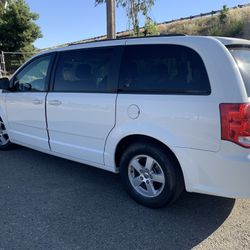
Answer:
xmin=0 ymin=141 xmax=11 ymax=150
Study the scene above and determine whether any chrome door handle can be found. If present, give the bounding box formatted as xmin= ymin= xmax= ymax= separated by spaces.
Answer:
xmin=32 ymin=99 xmax=43 ymax=105
xmin=48 ymin=100 xmax=62 ymax=106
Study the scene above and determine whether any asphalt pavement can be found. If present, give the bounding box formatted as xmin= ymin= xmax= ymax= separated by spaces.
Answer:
xmin=0 ymin=146 xmax=249 ymax=250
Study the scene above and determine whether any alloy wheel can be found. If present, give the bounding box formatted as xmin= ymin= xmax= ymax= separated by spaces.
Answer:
xmin=0 ymin=118 xmax=10 ymax=146
xmin=128 ymin=155 xmax=165 ymax=198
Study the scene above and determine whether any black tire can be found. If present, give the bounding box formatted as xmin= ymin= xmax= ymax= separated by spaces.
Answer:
xmin=120 ymin=142 xmax=184 ymax=208
xmin=0 ymin=117 xmax=12 ymax=150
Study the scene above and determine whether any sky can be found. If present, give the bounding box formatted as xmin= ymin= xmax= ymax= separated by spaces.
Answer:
xmin=25 ymin=0 xmax=250 ymax=49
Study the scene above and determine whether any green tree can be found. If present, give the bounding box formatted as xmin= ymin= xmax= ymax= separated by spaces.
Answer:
xmin=0 ymin=0 xmax=42 ymax=52
xmin=0 ymin=0 xmax=10 ymax=13
xmin=219 ymin=5 xmax=229 ymax=24
xmin=0 ymin=0 xmax=9 ymax=6
xmin=143 ymin=16 xmax=159 ymax=36
xmin=96 ymin=0 xmax=155 ymax=36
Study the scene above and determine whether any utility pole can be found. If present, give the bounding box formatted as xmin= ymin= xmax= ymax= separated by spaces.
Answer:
xmin=106 ymin=0 xmax=116 ymax=39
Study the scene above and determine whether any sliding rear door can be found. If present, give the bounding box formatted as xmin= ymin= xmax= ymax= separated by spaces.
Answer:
xmin=47 ymin=44 xmax=123 ymax=165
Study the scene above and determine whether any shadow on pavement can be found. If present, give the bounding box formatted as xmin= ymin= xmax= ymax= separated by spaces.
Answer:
xmin=0 ymin=147 xmax=235 ymax=250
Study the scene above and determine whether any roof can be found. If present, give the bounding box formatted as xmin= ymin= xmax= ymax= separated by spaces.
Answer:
xmin=35 ymin=35 xmax=250 ymax=57
xmin=213 ymin=37 xmax=250 ymax=46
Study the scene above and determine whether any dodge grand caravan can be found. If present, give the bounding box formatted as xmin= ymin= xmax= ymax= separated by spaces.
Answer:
xmin=0 ymin=36 xmax=249 ymax=208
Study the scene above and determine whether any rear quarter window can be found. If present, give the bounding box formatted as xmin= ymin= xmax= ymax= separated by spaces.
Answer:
xmin=118 ymin=44 xmax=211 ymax=95
xmin=229 ymin=48 xmax=250 ymax=97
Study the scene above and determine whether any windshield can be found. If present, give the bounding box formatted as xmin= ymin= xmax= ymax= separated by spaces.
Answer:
xmin=229 ymin=48 xmax=250 ymax=97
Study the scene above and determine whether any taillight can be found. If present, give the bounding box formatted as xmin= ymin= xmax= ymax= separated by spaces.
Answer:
xmin=220 ymin=103 xmax=250 ymax=148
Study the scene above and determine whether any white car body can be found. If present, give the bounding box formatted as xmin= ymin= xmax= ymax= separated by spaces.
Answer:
xmin=0 ymin=36 xmax=249 ymax=201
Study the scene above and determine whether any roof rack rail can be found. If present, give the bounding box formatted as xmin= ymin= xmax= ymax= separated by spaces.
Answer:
xmin=157 ymin=34 xmax=186 ymax=37
xmin=67 ymin=33 xmax=187 ymax=47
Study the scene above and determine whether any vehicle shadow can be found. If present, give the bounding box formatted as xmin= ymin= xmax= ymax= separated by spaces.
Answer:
xmin=0 ymin=147 xmax=235 ymax=250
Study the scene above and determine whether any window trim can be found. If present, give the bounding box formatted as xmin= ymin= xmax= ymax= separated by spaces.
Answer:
xmin=50 ymin=46 xmax=124 ymax=94
xmin=10 ymin=52 xmax=56 ymax=93
xmin=117 ymin=88 xmax=211 ymax=95
xmin=118 ymin=44 xmax=211 ymax=96
xmin=227 ymin=44 xmax=250 ymax=50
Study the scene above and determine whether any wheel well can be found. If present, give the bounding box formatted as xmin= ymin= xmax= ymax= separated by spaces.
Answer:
xmin=115 ymin=135 xmax=184 ymax=180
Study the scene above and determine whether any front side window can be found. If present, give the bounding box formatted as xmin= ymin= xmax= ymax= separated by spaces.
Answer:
xmin=54 ymin=47 xmax=113 ymax=92
xmin=14 ymin=55 xmax=51 ymax=92
xmin=119 ymin=45 xmax=211 ymax=95
xmin=229 ymin=48 xmax=250 ymax=97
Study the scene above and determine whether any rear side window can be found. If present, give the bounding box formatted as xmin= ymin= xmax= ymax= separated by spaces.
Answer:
xmin=119 ymin=45 xmax=210 ymax=95
xmin=54 ymin=47 xmax=113 ymax=92
xmin=229 ymin=48 xmax=250 ymax=97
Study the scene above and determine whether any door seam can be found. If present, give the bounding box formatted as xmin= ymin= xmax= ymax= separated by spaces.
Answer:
xmin=45 ymin=92 xmax=51 ymax=151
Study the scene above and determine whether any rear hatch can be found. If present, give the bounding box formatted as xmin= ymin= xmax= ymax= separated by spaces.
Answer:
xmin=220 ymin=46 xmax=250 ymax=148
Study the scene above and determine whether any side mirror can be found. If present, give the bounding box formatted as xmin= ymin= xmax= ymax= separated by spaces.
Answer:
xmin=0 ymin=77 xmax=10 ymax=90
xmin=19 ymin=82 xmax=32 ymax=91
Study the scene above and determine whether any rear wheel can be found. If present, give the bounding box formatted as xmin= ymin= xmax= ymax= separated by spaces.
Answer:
xmin=0 ymin=117 xmax=11 ymax=150
xmin=120 ymin=142 xmax=184 ymax=208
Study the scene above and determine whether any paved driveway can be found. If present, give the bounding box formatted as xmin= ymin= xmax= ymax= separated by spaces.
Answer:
xmin=0 ymin=146 xmax=249 ymax=250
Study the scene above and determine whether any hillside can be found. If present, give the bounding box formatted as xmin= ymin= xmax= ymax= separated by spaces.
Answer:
xmin=63 ymin=3 xmax=250 ymax=47
xmin=157 ymin=4 xmax=250 ymax=39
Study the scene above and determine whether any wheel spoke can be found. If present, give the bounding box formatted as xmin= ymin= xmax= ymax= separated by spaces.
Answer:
xmin=145 ymin=181 xmax=156 ymax=196
xmin=0 ymin=121 xmax=4 ymax=130
xmin=1 ymin=129 xmax=7 ymax=135
xmin=132 ymin=176 xmax=143 ymax=187
xmin=0 ymin=118 xmax=9 ymax=146
xmin=131 ymin=159 xmax=143 ymax=173
xmin=145 ymin=156 xmax=154 ymax=170
xmin=151 ymin=173 xmax=165 ymax=184
xmin=0 ymin=135 xmax=8 ymax=145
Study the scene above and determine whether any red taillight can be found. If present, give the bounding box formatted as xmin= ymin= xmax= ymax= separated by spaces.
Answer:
xmin=220 ymin=103 xmax=250 ymax=148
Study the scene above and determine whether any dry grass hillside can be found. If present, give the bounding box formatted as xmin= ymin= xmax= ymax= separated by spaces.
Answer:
xmin=156 ymin=5 xmax=250 ymax=39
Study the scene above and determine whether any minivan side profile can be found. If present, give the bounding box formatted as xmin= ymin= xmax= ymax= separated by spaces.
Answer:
xmin=0 ymin=36 xmax=249 ymax=208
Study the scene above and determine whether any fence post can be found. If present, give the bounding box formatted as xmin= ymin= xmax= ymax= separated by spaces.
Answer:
xmin=0 ymin=51 xmax=2 ymax=77
xmin=0 ymin=51 xmax=6 ymax=77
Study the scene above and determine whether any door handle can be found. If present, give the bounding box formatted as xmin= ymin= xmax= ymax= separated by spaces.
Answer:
xmin=32 ymin=99 xmax=43 ymax=105
xmin=48 ymin=100 xmax=62 ymax=106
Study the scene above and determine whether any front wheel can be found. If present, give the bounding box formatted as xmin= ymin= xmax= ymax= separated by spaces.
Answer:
xmin=120 ymin=142 xmax=184 ymax=208
xmin=0 ymin=117 xmax=11 ymax=150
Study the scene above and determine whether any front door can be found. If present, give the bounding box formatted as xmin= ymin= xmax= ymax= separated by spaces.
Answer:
xmin=6 ymin=54 xmax=53 ymax=151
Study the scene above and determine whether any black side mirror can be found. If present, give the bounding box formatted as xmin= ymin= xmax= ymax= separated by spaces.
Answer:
xmin=19 ymin=82 xmax=32 ymax=91
xmin=0 ymin=77 xmax=10 ymax=90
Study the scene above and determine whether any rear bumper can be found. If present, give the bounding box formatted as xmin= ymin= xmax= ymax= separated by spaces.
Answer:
xmin=174 ymin=142 xmax=250 ymax=199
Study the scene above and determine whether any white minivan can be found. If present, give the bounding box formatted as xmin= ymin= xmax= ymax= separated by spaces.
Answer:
xmin=0 ymin=35 xmax=249 ymax=208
